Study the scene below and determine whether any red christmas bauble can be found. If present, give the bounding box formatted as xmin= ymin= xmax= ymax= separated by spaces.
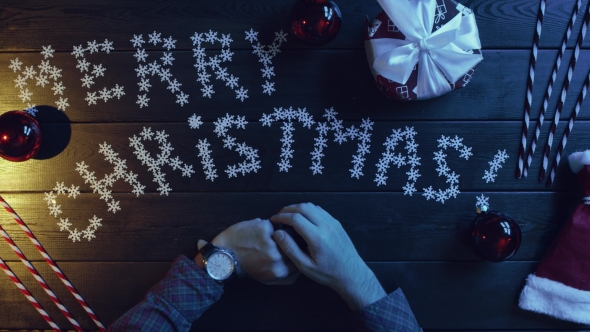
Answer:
xmin=290 ymin=0 xmax=342 ymax=44
xmin=471 ymin=211 xmax=521 ymax=262
xmin=0 ymin=111 xmax=42 ymax=162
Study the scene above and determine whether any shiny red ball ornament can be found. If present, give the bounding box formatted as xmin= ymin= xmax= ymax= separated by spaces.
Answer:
xmin=290 ymin=0 xmax=342 ymax=44
xmin=471 ymin=211 xmax=521 ymax=262
xmin=0 ymin=111 xmax=42 ymax=162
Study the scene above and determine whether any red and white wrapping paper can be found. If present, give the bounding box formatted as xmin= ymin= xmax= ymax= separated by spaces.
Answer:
xmin=519 ymin=150 xmax=590 ymax=324
xmin=365 ymin=0 xmax=483 ymax=100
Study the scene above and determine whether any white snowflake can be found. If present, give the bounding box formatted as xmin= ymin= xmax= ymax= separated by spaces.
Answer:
xmin=188 ymin=114 xmax=203 ymax=129
xmin=53 ymin=182 xmax=68 ymax=195
xmin=58 ymin=218 xmax=72 ymax=231
xmin=111 ymin=84 xmax=125 ymax=99
xmin=460 ymin=146 xmax=473 ymax=160
xmin=235 ymin=87 xmax=249 ymax=101
xmin=41 ymin=45 xmax=55 ymax=59
xmin=77 ymin=58 xmax=90 ymax=72
xmin=131 ymin=34 xmax=145 ymax=48
xmin=245 ymin=29 xmax=259 ymax=42
xmin=9 ymin=58 xmax=23 ymax=72
xmin=68 ymin=229 xmax=82 ymax=242
xmin=92 ymin=64 xmax=106 ymax=77
xmin=162 ymin=36 xmax=176 ymax=50
xmin=148 ymin=31 xmax=162 ymax=45
xmin=134 ymin=48 xmax=148 ymax=62
xmin=161 ymin=52 xmax=175 ymax=66
xmin=483 ymin=169 xmax=496 ymax=183
xmin=136 ymin=94 xmax=150 ymax=108
xmin=422 ymin=186 xmax=436 ymax=200
xmin=51 ymin=81 xmax=65 ymax=95
xmin=262 ymin=81 xmax=275 ymax=95
xmin=72 ymin=45 xmax=85 ymax=58
xmin=476 ymin=194 xmax=490 ymax=210
xmin=18 ymin=88 xmax=32 ymax=102
xmin=85 ymin=91 xmax=98 ymax=105
xmin=176 ymin=92 xmax=189 ymax=107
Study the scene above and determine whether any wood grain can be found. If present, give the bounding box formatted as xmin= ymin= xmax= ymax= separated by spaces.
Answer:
xmin=0 ymin=261 xmax=586 ymax=330
xmin=0 ymin=0 xmax=588 ymax=51
xmin=0 ymin=121 xmax=586 ymax=192
xmin=0 ymin=191 xmax=577 ymax=262
xmin=1 ymin=49 xmax=590 ymax=122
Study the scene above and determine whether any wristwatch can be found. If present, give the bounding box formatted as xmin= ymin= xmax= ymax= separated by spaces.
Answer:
xmin=199 ymin=242 xmax=238 ymax=284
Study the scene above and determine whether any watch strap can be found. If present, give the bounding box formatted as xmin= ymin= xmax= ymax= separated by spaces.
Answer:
xmin=199 ymin=242 xmax=216 ymax=258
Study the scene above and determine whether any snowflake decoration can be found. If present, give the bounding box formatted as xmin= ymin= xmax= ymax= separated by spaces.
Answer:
xmin=476 ymin=194 xmax=490 ymax=211
xmin=131 ymin=32 xmax=187 ymax=108
xmin=260 ymin=107 xmax=315 ymax=172
xmin=191 ymin=31 xmax=247 ymax=101
xmin=72 ymin=39 xmax=125 ymax=106
xmin=8 ymin=46 xmax=67 ymax=111
xmin=196 ymin=139 xmax=218 ymax=181
xmin=130 ymin=127 xmax=194 ymax=194
xmin=45 ymin=181 xmax=106 ymax=242
xmin=307 ymin=108 xmax=372 ymax=177
xmin=422 ymin=135 xmax=472 ymax=204
xmin=483 ymin=150 xmax=509 ymax=183
xmin=374 ymin=127 xmax=421 ymax=196
xmin=245 ymin=29 xmax=287 ymax=96
xmin=211 ymin=113 xmax=261 ymax=178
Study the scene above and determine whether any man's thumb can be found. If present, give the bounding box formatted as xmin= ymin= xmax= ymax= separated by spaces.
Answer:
xmin=273 ymin=230 xmax=309 ymax=268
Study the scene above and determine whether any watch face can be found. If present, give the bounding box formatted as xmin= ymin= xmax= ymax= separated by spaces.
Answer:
xmin=205 ymin=251 xmax=234 ymax=280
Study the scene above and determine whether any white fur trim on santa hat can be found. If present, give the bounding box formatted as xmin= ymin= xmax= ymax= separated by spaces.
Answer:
xmin=569 ymin=150 xmax=590 ymax=174
xmin=519 ymin=274 xmax=590 ymax=324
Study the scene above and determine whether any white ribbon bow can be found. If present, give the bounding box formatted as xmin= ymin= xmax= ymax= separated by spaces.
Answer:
xmin=370 ymin=0 xmax=483 ymax=99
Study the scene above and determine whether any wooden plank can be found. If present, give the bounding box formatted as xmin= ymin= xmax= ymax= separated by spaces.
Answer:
xmin=0 ymin=121 xmax=586 ymax=192
xmin=1 ymin=49 xmax=590 ymax=122
xmin=0 ymin=0 xmax=587 ymax=51
xmin=0 ymin=261 xmax=587 ymax=330
xmin=0 ymin=192 xmax=577 ymax=262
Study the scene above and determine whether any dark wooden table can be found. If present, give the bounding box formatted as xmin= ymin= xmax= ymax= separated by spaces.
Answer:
xmin=1 ymin=0 xmax=590 ymax=330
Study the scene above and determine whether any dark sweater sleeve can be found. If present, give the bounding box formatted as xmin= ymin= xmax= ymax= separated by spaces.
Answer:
xmin=108 ymin=255 xmax=224 ymax=332
xmin=351 ymin=288 xmax=422 ymax=332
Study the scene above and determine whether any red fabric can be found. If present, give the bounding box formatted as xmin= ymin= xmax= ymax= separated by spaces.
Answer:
xmin=535 ymin=165 xmax=590 ymax=291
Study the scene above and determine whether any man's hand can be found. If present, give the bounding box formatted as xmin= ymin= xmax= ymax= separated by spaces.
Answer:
xmin=270 ymin=203 xmax=386 ymax=311
xmin=195 ymin=218 xmax=300 ymax=285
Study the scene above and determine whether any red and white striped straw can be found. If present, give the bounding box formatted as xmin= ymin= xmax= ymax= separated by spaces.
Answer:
xmin=539 ymin=3 xmax=590 ymax=181
xmin=523 ymin=0 xmax=582 ymax=177
xmin=0 ymin=226 xmax=83 ymax=331
xmin=516 ymin=0 xmax=546 ymax=178
xmin=0 ymin=256 xmax=61 ymax=331
xmin=0 ymin=195 xmax=106 ymax=331
xmin=546 ymin=70 xmax=590 ymax=186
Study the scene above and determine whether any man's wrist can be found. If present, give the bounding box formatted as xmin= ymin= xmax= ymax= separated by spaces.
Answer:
xmin=194 ymin=252 xmax=205 ymax=270
xmin=334 ymin=263 xmax=387 ymax=311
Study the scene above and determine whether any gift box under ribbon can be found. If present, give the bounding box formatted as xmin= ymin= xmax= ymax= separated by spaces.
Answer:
xmin=365 ymin=0 xmax=484 ymax=100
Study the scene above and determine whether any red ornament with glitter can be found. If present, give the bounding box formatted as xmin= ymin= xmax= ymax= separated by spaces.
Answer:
xmin=290 ymin=0 xmax=342 ymax=44
xmin=0 ymin=111 xmax=42 ymax=162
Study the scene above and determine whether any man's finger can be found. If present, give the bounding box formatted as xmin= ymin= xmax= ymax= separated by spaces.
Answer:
xmin=267 ymin=271 xmax=301 ymax=285
xmin=272 ymin=230 xmax=312 ymax=271
xmin=270 ymin=212 xmax=317 ymax=244
xmin=277 ymin=202 xmax=325 ymax=226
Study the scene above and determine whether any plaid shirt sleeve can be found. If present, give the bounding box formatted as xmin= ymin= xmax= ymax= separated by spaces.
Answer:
xmin=108 ymin=255 xmax=224 ymax=332
xmin=350 ymin=288 xmax=422 ymax=332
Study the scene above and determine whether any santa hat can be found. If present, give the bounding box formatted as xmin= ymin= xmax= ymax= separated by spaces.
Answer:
xmin=518 ymin=150 xmax=590 ymax=324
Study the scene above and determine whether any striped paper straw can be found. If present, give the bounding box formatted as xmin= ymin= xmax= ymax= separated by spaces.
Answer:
xmin=516 ymin=0 xmax=546 ymax=178
xmin=539 ymin=3 xmax=590 ymax=181
xmin=0 ymin=256 xmax=61 ymax=331
xmin=0 ymin=195 xmax=106 ymax=331
xmin=523 ymin=0 xmax=583 ymax=177
xmin=546 ymin=70 xmax=590 ymax=186
xmin=0 ymin=225 xmax=83 ymax=331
